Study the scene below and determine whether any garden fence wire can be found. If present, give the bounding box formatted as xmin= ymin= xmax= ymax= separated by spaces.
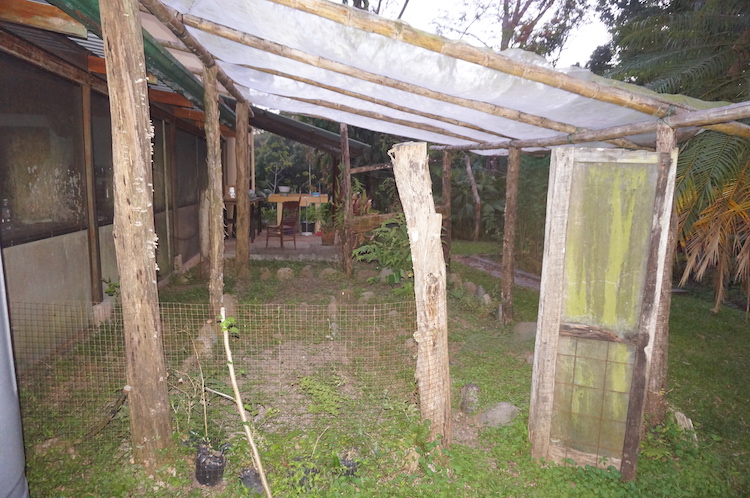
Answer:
xmin=11 ymin=299 xmax=418 ymax=449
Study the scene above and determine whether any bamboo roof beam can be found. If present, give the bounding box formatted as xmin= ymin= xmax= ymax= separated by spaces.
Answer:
xmin=139 ymin=0 xmax=251 ymax=111
xmin=178 ymin=14 xmax=641 ymax=149
xmin=267 ymin=0 xmax=750 ymax=139
xmin=432 ymin=102 xmax=750 ymax=152
xmin=239 ymin=64 xmax=512 ymax=141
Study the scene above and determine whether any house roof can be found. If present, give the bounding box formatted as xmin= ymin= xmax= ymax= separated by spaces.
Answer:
xmin=48 ymin=0 xmax=750 ymax=155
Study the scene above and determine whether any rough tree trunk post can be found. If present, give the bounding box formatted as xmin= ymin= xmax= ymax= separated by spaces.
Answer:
xmin=464 ymin=155 xmax=481 ymax=241
xmin=390 ymin=142 xmax=451 ymax=447
xmin=250 ymin=126 xmax=256 ymax=191
xmin=441 ymin=150 xmax=452 ymax=267
xmin=646 ymin=124 xmax=678 ymax=426
xmin=204 ymin=64 xmax=224 ymax=316
xmin=340 ymin=123 xmax=353 ymax=276
xmin=501 ymin=147 xmax=521 ymax=324
xmin=100 ymin=0 xmax=172 ymax=468
xmin=235 ymin=101 xmax=250 ymax=268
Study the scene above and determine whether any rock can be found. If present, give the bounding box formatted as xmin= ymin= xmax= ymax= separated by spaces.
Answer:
xmin=357 ymin=269 xmax=379 ymax=282
xmin=379 ymin=267 xmax=395 ymax=284
xmin=259 ymin=267 xmax=271 ymax=281
xmin=339 ymin=288 xmax=356 ymax=303
xmin=404 ymin=337 xmax=417 ymax=352
xmin=300 ymin=265 xmax=314 ymax=278
xmin=459 ymin=383 xmax=481 ymax=414
xmin=479 ymin=402 xmax=520 ymax=427
xmin=512 ymin=322 xmax=537 ymax=341
xmin=320 ymin=267 xmax=339 ymax=278
xmin=358 ymin=291 xmax=376 ymax=303
xmin=475 ymin=285 xmax=485 ymax=298
xmin=464 ymin=281 xmax=477 ymax=295
xmin=482 ymin=294 xmax=492 ymax=306
xmin=239 ymin=468 xmax=264 ymax=495
xmin=525 ymin=352 xmax=535 ymax=365
xmin=277 ymin=267 xmax=295 ymax=280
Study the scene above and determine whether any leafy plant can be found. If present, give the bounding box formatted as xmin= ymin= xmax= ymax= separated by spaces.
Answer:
xmin=102 ymin=277 xmax=120 ymax=297
xmin=298 ymin=375 xmax=347 ymax=415
xmin=352 ymin=213 xmax=413 ymax=285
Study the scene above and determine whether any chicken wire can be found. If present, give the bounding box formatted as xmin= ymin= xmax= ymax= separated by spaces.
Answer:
xmin=12 ymin=299 xmax=417 ymax=446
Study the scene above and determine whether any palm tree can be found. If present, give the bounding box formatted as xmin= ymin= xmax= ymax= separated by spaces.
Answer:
xmin=596 ymin=0 xmax=750 ymax=310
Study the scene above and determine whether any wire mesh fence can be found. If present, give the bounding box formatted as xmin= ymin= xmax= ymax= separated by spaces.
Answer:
xmin=12 ymin=299 xmax=418 ymax=447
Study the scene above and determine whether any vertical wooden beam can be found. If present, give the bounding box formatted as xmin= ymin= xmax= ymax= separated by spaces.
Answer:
xmin=464 ymin=155 xmax=481 ymax=241
xmin=100 ymin=0 xmax=172 ymax=469
xmin=167 ymin=122 xmax=178 ymax=269
xmin=390 ymin=142 xmax=451 ymax=447
xmin=250 ymin=125 xmax=256 ymax=191
xmin=645 ymin=124 xmax=678 ymax=426
xmin=501 ymin=148 xmax=521 ymax=324
xmin=441 ymin=150 xmax=452 ymax=267
xmin=529 ymin=148 xmax=574 ymax=460
xmin=621 ymin=133 xmax=676 ymax=481
xmin=204 ymin=64 xmax=224 ymax=317
xmin=235 ymin=101 xmax=250 ymax=266
xmin=81 ymin=85 xmax=103 ymax=303
xmin=340 ymin=123 xmax=353 ymax=276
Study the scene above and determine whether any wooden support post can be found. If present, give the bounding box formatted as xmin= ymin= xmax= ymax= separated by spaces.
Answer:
xmin=340 ymin=123 xmax=353 ymax=276
xmin=464 ymin=155 xmax=481 ymax=241
xmin=82 ymin=85 xmax=103 ymax=303
xmin=250 ymin=125 xmax=256 ymax=191
xmin=204 ymin=64 xmax=224 ymax=317
xmin=235 ymin=101 xmax=250 ymax=266
xmin=441 ymin=150 xmax=452 ymax=267
xmin=100 ymin=0 xmax=172 ymax=469
xmin=645 ymin=124 xmax=678 ymax=426
xmin=390 ymin=142 xmax=451 ymax=447
xmin=501 ymin=148 xmax=521 ymax=324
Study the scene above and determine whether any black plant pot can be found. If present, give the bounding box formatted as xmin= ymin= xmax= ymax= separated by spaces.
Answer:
xmin=300 ymin=221 xmax=315 ymax=233
xmin=195 ymin=443 xmax=227 ymax=486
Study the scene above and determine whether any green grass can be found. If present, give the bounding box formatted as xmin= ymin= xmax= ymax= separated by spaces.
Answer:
xmin=22 ymin=244 xmax=750 ymax=496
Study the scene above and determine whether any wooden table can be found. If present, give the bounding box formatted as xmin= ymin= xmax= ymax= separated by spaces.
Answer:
xmin=267 ymin=193 xmax=329 ymax=226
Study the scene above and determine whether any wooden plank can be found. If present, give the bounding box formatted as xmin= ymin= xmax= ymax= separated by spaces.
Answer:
xmin=529 ymin=147 xmax=574 ymax=460
xmin=0 ymin=0 xmax=87 ymax=38
xmin=87 ymin=55 xmax=106 ymax=74
xmin=234 ymin=101 xmax=250 ymax=265
xmin=148 ymin=87 xmax=193 ymax=107
xmin=441 ymin=150 xmax=452 ymax=266
xmin=390 ymin=141 xmax=451 ymax=447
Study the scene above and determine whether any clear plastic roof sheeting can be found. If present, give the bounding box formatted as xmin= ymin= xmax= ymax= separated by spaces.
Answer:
xmin=141 ymin=0 xmax=727 ymax=155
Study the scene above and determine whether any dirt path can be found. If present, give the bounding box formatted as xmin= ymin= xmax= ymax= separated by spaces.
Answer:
xmin=452 ymin=255 xmax=541 ymax=291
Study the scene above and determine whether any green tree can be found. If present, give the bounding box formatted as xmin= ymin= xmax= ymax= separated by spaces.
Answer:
xmin=431 ymin=0 xmax=589 ymax=63
xmin=253 ymin=130 xmax=311 ymax=194
xmin=595 ymin=0 xmax=750 ymax=310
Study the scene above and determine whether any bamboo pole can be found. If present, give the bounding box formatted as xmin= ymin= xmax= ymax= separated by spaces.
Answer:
xmin=239 ymin=63 xmax=511 ymax=141
xmin=433 ymin=103 xmax=750 ymax=151
xmin=266 ymin=0 xmax=750 ymax=139
xmin=179 ymin=14 xmax=639 ymax=147
xmin=139 ymin=0 xmax=251 ymax=111
xmin=285 ymin=94 xmax=485 ymax=143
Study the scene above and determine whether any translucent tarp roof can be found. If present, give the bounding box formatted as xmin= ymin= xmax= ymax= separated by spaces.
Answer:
xmin=141 ymin=0 xmax=726 ymax=155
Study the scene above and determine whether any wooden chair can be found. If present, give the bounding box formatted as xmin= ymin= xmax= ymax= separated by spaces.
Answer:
xmin=266 ymin=201 xmax=299 ymax=248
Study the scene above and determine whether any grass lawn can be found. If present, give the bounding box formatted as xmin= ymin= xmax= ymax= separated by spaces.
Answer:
xmin=23 ymin=245 xmax=749 ymax=496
